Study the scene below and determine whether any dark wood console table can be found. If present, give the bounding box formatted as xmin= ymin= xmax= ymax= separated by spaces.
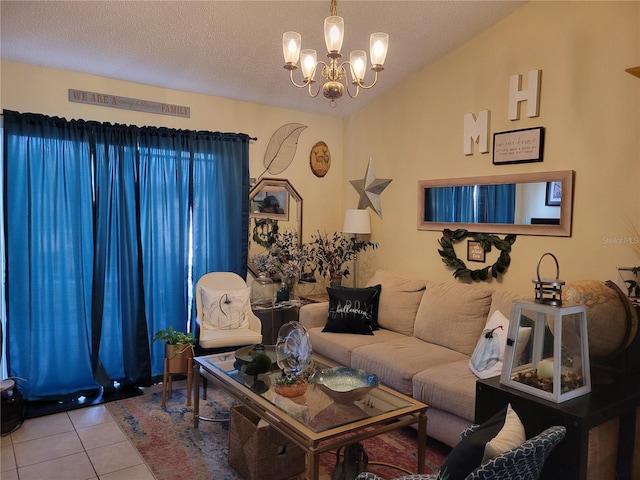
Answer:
xmin=475 ymin=375 xmax=640 ymax=480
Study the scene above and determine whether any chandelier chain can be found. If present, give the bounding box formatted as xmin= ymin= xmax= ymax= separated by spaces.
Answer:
xmin=330 ymin=0 xmax=337 ymax=17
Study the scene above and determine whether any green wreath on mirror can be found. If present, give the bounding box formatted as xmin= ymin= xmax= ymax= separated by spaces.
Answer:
xmin=252 ymin=218 xmax=279 ymax=249
xmin=438 ymin=228 xmax=516 ymax=281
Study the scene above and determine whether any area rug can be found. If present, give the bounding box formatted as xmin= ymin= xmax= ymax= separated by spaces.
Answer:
xmin=107 ymin=380 xmax=450 ymax=480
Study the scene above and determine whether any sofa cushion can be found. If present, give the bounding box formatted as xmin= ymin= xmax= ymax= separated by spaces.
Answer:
xmin=488 ymin=289 xmax=528 ymax=320
xmin=365 ymin=270 xmax=426 ymax=336
xmin=351 ymin=337 xmax=468 ymax=396
xmin=306 ymin=327 xmax=404 ymax=367
xmin=413 ymin=282 xmax=493 ymax=356
xmin=412 ymin=360 xmax=478 ymax=421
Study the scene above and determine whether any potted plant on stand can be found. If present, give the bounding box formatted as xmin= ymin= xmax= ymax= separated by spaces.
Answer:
xmin=308 ymin=230 xmax=377 ymax=287
xmin=152 ymin=325 xmax=195 ymax=407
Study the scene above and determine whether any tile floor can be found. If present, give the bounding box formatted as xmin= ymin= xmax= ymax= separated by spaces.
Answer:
xmin=1 ymin=405 xmax=156 ymax=480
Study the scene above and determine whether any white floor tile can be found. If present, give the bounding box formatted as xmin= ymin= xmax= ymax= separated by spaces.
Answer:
xmin=86 ymin=440 xmax=144 ymax=476
xmin=13 ymin=430 xmax=83 ymax=467
xmin=1 ymin=434 xmax=13 ymax=447
xmin=1 ymin=468 xmax=19 ymax=480
xmin=16 ymin=451 xmax=96 ymax=480
xmin=1 ymin=444 xmax=16 ymax=471
xmin=77 ymin=422 xmax=127 ymax=451
xmin=11 ymin=412 xmax=74 ymax=444
xmin=68 ymin=405 xmax=114 ymax=430
xmin=99 ymin=463 xmax=156 ymax=480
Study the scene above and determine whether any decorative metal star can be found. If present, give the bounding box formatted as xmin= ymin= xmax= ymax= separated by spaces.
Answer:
xmin=349 ymin=158 xmax=392 ymax=219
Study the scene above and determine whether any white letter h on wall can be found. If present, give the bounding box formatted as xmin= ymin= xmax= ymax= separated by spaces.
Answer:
xmin=508 ymin=69 xmax=541 ymax=120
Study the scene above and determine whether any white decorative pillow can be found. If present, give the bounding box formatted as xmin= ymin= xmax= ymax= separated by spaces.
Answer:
xmin=469 ymin=310 xmax=534 ymax=379
xmin=482 ymin=403 xmax=526 ymax=462
xmin=200 ymin=286 xmax=251 ymax=330
xmin=469 ymin=310 xmax=509 ymax=379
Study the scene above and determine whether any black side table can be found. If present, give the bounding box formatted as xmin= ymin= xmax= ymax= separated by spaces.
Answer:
xmin=254 ymin=303 xmax=300 ymax=344
xmin=475 ymin=375 xmax=640 ymax=480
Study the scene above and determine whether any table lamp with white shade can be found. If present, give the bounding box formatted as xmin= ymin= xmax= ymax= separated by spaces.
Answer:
xmin=342 ymin=208 xmax=371 ymax=287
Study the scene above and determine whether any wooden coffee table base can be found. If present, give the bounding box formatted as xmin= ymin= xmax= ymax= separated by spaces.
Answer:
xmin=193 ymin=354 xmax=428 ymax=480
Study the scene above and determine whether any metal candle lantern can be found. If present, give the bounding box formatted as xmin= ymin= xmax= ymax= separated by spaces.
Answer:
xmin=500 ymin=299 xmax=591 ymax=403
xmin=533 ymin=253 xmax=565 ymax=306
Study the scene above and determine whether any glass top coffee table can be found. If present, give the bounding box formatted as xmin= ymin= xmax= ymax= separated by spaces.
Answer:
xmin=193 ymin=349 xmax=428 ymax=479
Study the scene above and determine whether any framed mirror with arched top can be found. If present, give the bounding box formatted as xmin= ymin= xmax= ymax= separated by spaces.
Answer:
xmin=248 ymin=178 xmax=303 ymax=277
xmin=417 ymin=170 xmax=574 ymax=236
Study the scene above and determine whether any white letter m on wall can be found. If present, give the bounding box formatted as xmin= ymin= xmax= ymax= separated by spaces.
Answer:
xmin=463 ymin=110 xmax=490 ymax=155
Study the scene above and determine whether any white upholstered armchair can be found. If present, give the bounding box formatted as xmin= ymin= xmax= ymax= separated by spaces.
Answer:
xmin=194 ymin=272 xmax=262 ymax=354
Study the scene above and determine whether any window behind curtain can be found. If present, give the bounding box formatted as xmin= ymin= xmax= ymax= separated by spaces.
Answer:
xmin=3 ymin=110 xmax=252 ymax=399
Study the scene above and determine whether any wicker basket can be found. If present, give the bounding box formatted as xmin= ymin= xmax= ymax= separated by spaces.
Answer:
xmin=228 ymin=405 xmax=305 ymax=480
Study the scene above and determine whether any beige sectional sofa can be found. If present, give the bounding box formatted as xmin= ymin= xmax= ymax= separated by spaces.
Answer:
xmin=298 ymin=270 xmax=525 ymax=448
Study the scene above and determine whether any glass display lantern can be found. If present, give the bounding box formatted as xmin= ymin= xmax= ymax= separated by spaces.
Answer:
xmin=500 ymin=299 xmax=591 ymax=403
xmin=251 ymin=273 xmax=275 ymax=309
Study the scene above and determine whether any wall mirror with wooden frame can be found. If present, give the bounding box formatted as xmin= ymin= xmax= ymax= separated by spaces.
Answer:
xmin=417 ymin=170 xmax=574 ymax=236
xmin=248 ymin=178 xmax=303 ymax=277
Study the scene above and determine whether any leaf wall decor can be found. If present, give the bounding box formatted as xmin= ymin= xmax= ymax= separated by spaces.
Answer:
xmin=261 ymin=123 xmax=307 ymax=177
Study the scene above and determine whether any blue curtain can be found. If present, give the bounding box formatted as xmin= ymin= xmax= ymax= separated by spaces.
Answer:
xmin=91 ymin=124 xmax=150 ymax=386
xmin=4 ymin=111 xmax=99 ymax=399
xmin=425 ymin=186 xmax=475 ymax=222
xmin=191 ymin=132 xmax=250 ymax=285
xmin=3 ymin=110 xmax=252 ymax=398
xmin=425 ymin=184 xmax=515 ymax=224
xmin=478 ymin=184 xmax=515 ymax=224
xmin=138 ymin=128 xmax=191 ymax=378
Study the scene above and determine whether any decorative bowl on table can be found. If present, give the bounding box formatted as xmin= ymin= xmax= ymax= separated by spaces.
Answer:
xmin=309 ymin=366 xmax=379 ymax=404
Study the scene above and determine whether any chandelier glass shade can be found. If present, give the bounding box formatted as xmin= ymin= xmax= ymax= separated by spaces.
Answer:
xmin=282 ymin=0 xmax=389 ymax=107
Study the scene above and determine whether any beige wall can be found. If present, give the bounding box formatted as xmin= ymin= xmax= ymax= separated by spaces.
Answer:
xmin=2 ymin=1 xmax=639 ymax=296
xmin=0 ymin=60 xmax=346 ymax=246
xmin=344 ymin=1 xmax=640 ymax=295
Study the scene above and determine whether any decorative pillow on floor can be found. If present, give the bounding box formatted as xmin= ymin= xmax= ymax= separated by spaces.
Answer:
xmin=329 ymin=284 xmax=382 ymax=329
xmin=200 ymin=286 xmax=251 ymax=330
xmin=323 ymin=286 xmax=380 ymax=335
xmin=437 ymin=403 xmax=525 ymax=480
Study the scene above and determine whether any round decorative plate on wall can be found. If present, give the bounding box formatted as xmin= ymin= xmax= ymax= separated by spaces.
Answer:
xmin=310 ymin=141 xmax=331 ymax=177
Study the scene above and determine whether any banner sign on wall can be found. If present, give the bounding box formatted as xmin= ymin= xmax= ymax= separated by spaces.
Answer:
xmin=68 ymin=89 xmax=190 ymax=118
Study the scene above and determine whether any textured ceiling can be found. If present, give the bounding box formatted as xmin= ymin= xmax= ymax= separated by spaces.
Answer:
xmin=1 ymin=1 xmax=525 ymax=118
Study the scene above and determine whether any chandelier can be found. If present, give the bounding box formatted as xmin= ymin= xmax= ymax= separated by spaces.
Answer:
xmin=282 ymin=0 xmax=389 ymax=108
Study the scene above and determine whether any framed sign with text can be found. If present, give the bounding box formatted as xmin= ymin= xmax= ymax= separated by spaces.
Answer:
xmin=493 ymin=127 xmax=544 ymax=165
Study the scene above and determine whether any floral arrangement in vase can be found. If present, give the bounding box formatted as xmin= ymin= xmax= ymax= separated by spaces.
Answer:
xmin=307 ymin=230 xmax=378 ymax=285
xmin=250 ymin=230 xmax=306 ymax=285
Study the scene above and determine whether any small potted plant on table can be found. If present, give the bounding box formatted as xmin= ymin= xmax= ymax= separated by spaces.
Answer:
xmin=274 ymin=373 xmax=308 ymax=398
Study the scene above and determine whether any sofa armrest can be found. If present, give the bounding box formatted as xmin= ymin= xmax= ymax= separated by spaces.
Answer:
xmin=299 ymin=302 xmax=329 ymax=330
